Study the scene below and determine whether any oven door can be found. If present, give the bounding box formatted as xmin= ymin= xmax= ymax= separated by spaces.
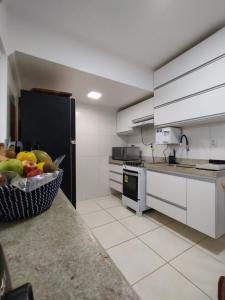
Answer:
xmin=123 ymin=170 xmax=139 ymax=201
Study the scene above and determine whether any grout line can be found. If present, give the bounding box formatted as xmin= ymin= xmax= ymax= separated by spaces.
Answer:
xmin=168 ymin=263 xmax=213 ymax=300
xmin=105 ymin=236 xmax=137 ymax=251
xmin=86 ymin=219 xmax=117 ymax=230
xmin=137 ymin=234 xmax=170 ymax=263
xmin=192 ymin=239 xmax=225 ymax=267
xmin=76 ymin=207 xmax=103 ymax=215
xmin=77 ymin=195 xmax=219 ymax=300
xmin=131 ymin=262 xmax=167 ymax=286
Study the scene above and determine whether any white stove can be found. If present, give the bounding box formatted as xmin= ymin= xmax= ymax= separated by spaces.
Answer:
xmin=122 ymin=161 xmax=148 ymax=215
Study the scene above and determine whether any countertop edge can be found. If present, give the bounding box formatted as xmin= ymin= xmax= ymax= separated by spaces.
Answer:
xmin=109 ymin=159 xmax=225 ymax=181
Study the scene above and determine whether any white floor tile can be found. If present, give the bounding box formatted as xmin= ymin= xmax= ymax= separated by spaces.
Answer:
xmin=171 ymin=247 xmax=225 ymax=299
xmin=92 ymin=221 xmax=134 ymax=249
xmin=107 ymin=238 xmax=165 ymax=285
xmin=133 ymin=264 xmax=210 ymax=300
xmin=121 ymin=215 xmax=159 ymax=236
xmin=76 ymin=200 xmax=102 ymax=214
xmin=196 ymin=235 xmax=225 ymax=265
xmin=145 ymin=210 xmax=173 ymax=226
xmin=165 ymin=221 xmax=207 ymax=245
xmin=81 ymin=210 xmax=115 ymax=228
xmin=96 ymin=196 xmax=122 ymax=209
xmin=106 ymin=206 xmax=134 ymax=220
xmin=140 ymin=227 xmax=192 ymax=261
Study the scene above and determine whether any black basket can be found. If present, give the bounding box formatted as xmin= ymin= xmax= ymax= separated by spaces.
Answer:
xmin=0 ymin=170 xmax=63 ymax=222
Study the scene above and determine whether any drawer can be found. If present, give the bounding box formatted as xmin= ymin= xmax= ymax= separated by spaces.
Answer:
xmin=146 ymin=195 xmax=186 ymax=224
xmin=109 ymin=164 xmax=123 ymax=174
xmin=110 ymin=179 xmax=122 ymax=193
xmin=146 ymin=171 xmax=186 ymax=208
xmin=109 ymin=172 xmax=123 ymax=183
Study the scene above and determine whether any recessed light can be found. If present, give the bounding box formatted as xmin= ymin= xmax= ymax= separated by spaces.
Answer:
xmin=87 ymin=91 xmax=102 ymax=100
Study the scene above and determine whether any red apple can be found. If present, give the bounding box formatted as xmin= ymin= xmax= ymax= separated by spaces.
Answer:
xmin=22 ymin=160 xmax=37 ymax=177
xmin=27 ymin=168 xmax=43 ymax=178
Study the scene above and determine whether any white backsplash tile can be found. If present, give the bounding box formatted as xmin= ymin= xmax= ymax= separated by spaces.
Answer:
xmin=127 ymin=121 xmax=225 ymax=160
xmin=76 ymin=103 xmax=126 ymax=201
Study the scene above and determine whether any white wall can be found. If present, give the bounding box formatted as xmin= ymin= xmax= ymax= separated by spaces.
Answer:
xmin=0 ymin=49 xmax=8 ymax=142
xmin=0 ymin=2 xmax=9 ymax=142
xmin=127 ymin=122 xmax=225 ymax=161
xmin=76 ymin=102 xmax=127 ymax=201
xmin=0 ymin=2 xmax=8 ymax=53
xmin=7 ymin=17 xmax=153 ymax=91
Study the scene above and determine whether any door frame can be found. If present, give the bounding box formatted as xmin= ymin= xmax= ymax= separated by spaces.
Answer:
xmin=0 ymin=37 xmax=8 ymax=142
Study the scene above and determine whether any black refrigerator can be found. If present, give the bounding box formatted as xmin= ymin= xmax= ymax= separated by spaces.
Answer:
xmin=19 ymin=89 xmax=76 ymax=207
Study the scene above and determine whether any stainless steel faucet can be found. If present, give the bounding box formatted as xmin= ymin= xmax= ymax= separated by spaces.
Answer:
xmin=180 ymin=134 xmax=190 ymax=151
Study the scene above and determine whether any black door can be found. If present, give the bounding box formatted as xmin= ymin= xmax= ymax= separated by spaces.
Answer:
xmin=20 ymin=90 xmax=76 ymax=207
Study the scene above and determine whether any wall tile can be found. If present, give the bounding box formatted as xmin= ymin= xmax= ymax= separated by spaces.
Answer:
xmin=128 ymin=122 xmax=225 ymax=160
xmin=76 ymin=103 xmax=126 ymax=201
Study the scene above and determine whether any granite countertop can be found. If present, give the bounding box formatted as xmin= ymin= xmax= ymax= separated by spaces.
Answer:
xmin=109 ymin=158 xmax=225 ymax=181
xmin=108 ymin=158 xmax=124 ymax=165
xmin=0 ymin=191 xmax=139 ymax=300
xmin=144 ymin=162 xmax=225 ymax=181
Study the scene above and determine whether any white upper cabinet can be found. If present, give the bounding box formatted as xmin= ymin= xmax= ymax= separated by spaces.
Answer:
xmin=116 ymin=106 xmax=135 ymax=134
xmin=154 ymin=56 xmax=225 ymax=108
xmin=154 ymin=27 xmax=225 ymax=88
xmin=154 ymin=86 xmax=225 ymax=126
xmin=153 ymin=26 xmax=225 ymax=126
xmin=131 ymin=98 xmax=154 ymax=121
xmin=116 ymin=98 xmax=154 ymax=134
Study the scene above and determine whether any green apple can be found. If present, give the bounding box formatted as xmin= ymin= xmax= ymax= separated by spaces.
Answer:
xmin=0 ymin=159 xmax=23 ymax=176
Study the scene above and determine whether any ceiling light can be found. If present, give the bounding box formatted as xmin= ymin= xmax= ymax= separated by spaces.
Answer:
xmin=87 ymin=91 xmax=102 ymax=100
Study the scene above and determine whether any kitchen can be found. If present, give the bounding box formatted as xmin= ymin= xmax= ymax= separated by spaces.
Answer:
xmin=1 ymin=1 xmax=225 ymax=299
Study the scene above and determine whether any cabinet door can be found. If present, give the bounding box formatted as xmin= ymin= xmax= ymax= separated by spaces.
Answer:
xmin=147 ymin=171 xmax=186 ymax=208
xmin=116 ymin=106 xmax=134 ymax=134
xmin=154 ymin=27 xmax=225 ymax=88
xmin=131 ymin=98 xmax=154 ymax=121
xmin=154 ymin=85 xmax=225 ymax=126
xmin=187 ymin=179 xmax=215 ymax=237
xmin=154 ymin=56 xmax=225 ymax=108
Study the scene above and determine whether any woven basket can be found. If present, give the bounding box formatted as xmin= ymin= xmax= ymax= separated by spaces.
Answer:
xmin=0 ymin=170 xmax=63 ymax=222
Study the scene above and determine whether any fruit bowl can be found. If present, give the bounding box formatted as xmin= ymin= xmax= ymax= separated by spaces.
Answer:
xmin=0 ymin=170 xmax=63 ymax=222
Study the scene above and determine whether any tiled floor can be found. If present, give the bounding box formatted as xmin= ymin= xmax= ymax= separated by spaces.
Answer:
xmin=77 ymin=195 xmax=225 ymax=300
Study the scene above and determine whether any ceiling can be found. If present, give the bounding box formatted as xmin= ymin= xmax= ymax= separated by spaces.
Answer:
xmin=5 ymin=0 xmax=225 ymax=69
xmin=12 ymin=52 xmax=151 ymax=109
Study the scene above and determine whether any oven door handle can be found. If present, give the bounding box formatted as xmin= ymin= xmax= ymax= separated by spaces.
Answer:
xmin=123 ymin=171 xmax=138 ymax=177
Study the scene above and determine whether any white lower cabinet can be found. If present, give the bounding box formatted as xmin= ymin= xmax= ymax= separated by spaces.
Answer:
xmin=146 ymin=171 xmax=187 ymax=224
xmin=109 ymin=164 xmax=123 ymax=193
xmin=146 ymin=195 xmax=186 ymax=224
xmin=146 ymin=170 xmax=225 ymax=238
xmin=187 ymin=179 xmax=215 ymax=237
xmin=147 ymin=171 xmax=186 ymax=208
xmin=109 ymin=180 xmax=122 ymax=193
